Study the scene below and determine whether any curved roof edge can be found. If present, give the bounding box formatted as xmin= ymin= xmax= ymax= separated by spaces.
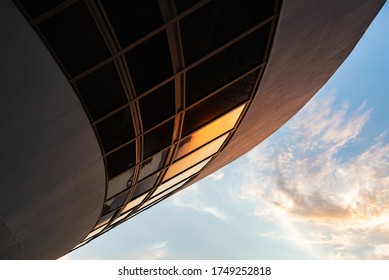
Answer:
xmin=195 ymin=0 xmax=386 ymax=183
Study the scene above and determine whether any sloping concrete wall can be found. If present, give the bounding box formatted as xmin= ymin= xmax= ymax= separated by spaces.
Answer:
xmin=0 ymin=0 xmax=105 ymax=259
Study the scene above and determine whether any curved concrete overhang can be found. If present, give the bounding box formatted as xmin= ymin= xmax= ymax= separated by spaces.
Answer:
xmin=0 ymin=1 xmax=105 ymax=259
xmin=194 ymin=0 xmax=386 ymax=183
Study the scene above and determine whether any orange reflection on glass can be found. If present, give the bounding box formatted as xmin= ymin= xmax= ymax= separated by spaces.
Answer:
xmin=164 ymin=134 xmax=228 ymax=181
xmin=122 ymin=192 xmax=148 ymax=213
xmin=174 ymin=104 xmax=245 ymax=160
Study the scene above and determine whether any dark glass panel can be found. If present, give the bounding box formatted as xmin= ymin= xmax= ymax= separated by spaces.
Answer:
xmin=106 ymin=142 xmax=136 ymax=179
xmin=101 ymin=0 xmax=163 ymax=48
xmin=174 ymin=0 xmax=201 ymax=14
xmin=139 ymin=81 xmax=175 ymax=131
xmin=18 ymin=0 xmax=65 ymax=18
xmin=76 ymin=62 xmax=128 ymax=120
xmin=144 ymin=120 xmax=174 ymax=158
xmin=132 ymin=173 xmax=159 ymax=199
xmin=102 ymin=190 xmax=129 ymax=215
xmin=138 ymin=150 xmax=167 ymax=180
xmin=125 ymin=31 xmax=173 ymax=95
xmin=96 ymin=108 xmax=134 ymax=153
xmin=180 ymin=0 xmax=275 ymax=64
xmin=39 ymin=1 xmax=110 ymax=76
xmin=183 ymin=71 xmax=257 ymax=136
xmin=185 ymin=24 xmax=270 ymax=105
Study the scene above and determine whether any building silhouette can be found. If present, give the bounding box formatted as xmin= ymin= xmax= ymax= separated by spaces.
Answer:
xmin=0 ymin=0 xmax=385 ymax=259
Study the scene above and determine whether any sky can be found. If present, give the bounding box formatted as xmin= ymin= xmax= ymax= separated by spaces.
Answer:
xmin=64 ymin=3 xmax=389 ymax=260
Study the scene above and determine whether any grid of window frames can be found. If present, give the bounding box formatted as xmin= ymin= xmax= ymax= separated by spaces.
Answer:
xmin=15 ymin=0 xmax=281 ymax=250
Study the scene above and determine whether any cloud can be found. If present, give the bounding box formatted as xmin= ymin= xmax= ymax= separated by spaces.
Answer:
xmin=239 ymin=91 xmax=389 ymax=259
xmin=122 ymin=241 xmax=169 ymax=260
xmin=171 ymin=184 xmax=228 ymax=221
xmin=209 ymin=171 xmax=224 ymax=181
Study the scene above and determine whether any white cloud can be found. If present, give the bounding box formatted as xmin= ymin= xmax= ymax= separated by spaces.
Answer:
xmin=171 ymin=184 xmax=228 ymax=221
xmin=239 ymin=91 xmax=389 ymax=259
xmin=209 ymin=171 xmax=224 ymax=181
xmin=122 ymin=241 xmax=169 ymax=260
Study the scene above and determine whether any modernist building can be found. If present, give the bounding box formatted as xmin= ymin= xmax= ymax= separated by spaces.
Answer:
xmin=0 ymin=0 xmax=385 ymax=259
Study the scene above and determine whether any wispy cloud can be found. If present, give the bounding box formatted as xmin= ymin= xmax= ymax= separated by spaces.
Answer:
xmin=239 ymin=91 xmax=389 ymax=259
xmin=122 ymin=241 xmax=169 ymax=260
xmin=209 ymin=171 xmax=224 ymax=181
xmin=171 ymin=184 xmax=228 ymax=221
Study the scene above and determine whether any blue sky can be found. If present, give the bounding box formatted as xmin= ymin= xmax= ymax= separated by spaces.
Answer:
xmin=64 ymin=3 xmax=389 ymax=260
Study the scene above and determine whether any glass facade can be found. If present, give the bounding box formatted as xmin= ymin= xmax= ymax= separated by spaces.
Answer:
xmin=16 ymin=0 xmax=281 ymax=249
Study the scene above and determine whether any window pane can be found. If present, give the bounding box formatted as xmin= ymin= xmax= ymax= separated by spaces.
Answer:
xmin=174 ymin=0 xmax=201 ymax=14
xmin=101 ymin=0 xmax=163 ymax=48
xmin=175 ymin=104 xmax=244 ymax=160
xmin=95 ymin=211 xmax=116 ymax=229
xmin=125 ymin=31 xmax=173 ymax=95
xmin=106 ymin=142 xmax=136 ymax=179
xmin=122 ymin=193 xmax=148 ymax=213
xmin=164 ymin=134 xmax=225 ymax=181
xmin=76 ymin=62 xmax=128 ymax=120
xmin=132 ymin=172 xmax=159 ymax=199
xmin=39 ymin=1 xmax=110 ymax=76
xmin=107 ymin=168 xmax=134 ymax=198
xmin=141 ymin=179 xmax=189 ymax=211
xmin=84 ymin=226 xmax=104 ymax=240
xmin=180 ymin=0 xmax=275 ymax=65
xmin=144 ymin=120 xmax=174 ymax=159
xmin=102 ymin=190 xmax=129 ymax=215
xmin=138 ymin=150 xmax=167 ymax=181
xmin=151 ymin=178 xmax=190 ymax=200
xmin=183 ymin=70 xmax=257 ymax=136
xmin=96 ymin=108 xmax=134 ymax=153
xmin=185 ymin=23 xmax=270 ymax=105
xmin=162 ymin=157 xmax=209 ymax=185
xmin=18 ymin=0 xmax=65 ymax=18
xmin=139 ymin=81 xmax=175 ymax=131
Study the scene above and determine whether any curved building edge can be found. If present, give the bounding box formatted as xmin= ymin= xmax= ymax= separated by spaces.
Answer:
xmin=0 ymin=0 xmax=106 ymax=259
xmin=194 ymin=0 xmax=386 ymax=183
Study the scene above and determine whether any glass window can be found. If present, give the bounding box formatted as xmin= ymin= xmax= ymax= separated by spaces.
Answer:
xmin=185 ymin=23 xmax=270 ymax=105
xmin=125 ymin=31 xmax=173 ymax=95
xmin=39 ymin=1 xmax=110 ymax=76
xmin=122 ymin=193 xmax=148 ymax=213
xmin=94 ymin=211 xmax=116 ymax=229
xmin=143 ymin=120 xmax=174 ymax=159
xmin=96 ymin=108 xmax=134 ymax=153
xmin=132 ymin=172 xmax=159 ymax=199
xmin=84 ymin=226 xmax=105 ymax=240
xmin=139 ymin=81 xmax=175 ymax=131
xmin=102 ymin=190 xmax=129 ymax=215
xmin=101 ymin=0 xmax=163 ymax=48
xmin=175 ymin=104 xmax=244 ymax=160
xmin=110 ymin=212 xmax=129 ymax=226
xmin=75 ymin=62 xmax=128 ymax=120
xmin=150 ymin=179 xmax=189 ymax=203
xmin=183 ymin=70 xmax=257 ymax=136
xmin=180 ymin=0 xmax=275 ymax=65
xmin=164 ymin=136 xmax=221 ymax=181
xmin=106 ymin=142 xmax=136 ymax=179
xmin=138 ymin=150 xmax=167 ymax=181
xmin=174 ymin=0 xmax=202 ymax=14
xmin=18 ymin=0 xmax=66 ymax=18
xmin=107 ymin=168 xmax=134 ymax=199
